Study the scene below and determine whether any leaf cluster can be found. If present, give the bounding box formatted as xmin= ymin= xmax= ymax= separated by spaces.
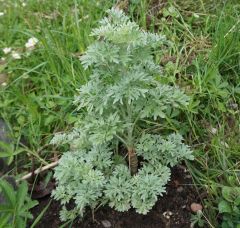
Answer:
xmin=52 ymin=148 xmax=171 ymax=220
xmin=0 ymin=179 xmax=38 ymax=228
xmin=136 ymin=133 xmax=194 ymax=167
xmin=218 ymin=186 xmax=240 ymax=228
xmin=73 ymin=8 xmax=189 ymax=147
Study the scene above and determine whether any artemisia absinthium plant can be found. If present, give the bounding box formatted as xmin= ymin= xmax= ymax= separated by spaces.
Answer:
xmin=51 ymin=8 xmax=194 ymax=221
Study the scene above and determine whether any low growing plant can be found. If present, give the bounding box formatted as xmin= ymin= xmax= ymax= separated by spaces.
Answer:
xmin=218 ymin=186 xmax=240 ymax=228
xmin=0 ymin=178 xmax=38 ymax=228
xmin=51 ymin=8 xmax=194 ymax=221
xmin=190 ymin=210 xmax=205 ymax=228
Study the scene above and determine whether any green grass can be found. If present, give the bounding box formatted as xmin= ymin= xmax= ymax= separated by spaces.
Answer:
xmin=0 ymin=0 xmax=114 ymax=169
xmin=0 ymin=0 xmax=239 ymax=227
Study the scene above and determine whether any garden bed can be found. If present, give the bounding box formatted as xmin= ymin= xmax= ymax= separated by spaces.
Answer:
xmin=31 ymin=166 xmax=202 ymax=228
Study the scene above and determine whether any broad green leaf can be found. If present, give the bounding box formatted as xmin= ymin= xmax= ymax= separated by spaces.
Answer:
xmin=0 ymin=214 xmax=12 ymax=228
xmin=218 ymin=200 xmax=232 ymax=213
xmin=16 ymin=182 xmax=28 ymax=210
xmin=235 ymin=196 xmax=240 ymax=206
xmin=0 ymin=179 xmax=16 ymax=206
xmin=22 ymin=200 xmax=38 ymax=212
xmin=0 ymin=204 xmax=13 ymax=212
xmin=222 ymin=186 xmax=233 ymax=202
xmin=15 ymin=216 xmax=25 ymax=228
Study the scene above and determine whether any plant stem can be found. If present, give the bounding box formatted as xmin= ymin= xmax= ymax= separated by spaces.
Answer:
xmin=128 ymin=147 xmax=138 ymax=175
xmin=125 ymin=101 xmax=139 ymax=174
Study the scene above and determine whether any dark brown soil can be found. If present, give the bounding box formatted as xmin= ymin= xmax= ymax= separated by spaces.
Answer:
xmin=30 ymin=166 xmax=202 ymax=228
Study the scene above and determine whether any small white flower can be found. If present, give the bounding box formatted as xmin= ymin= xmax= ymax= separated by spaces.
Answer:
xmin=25 ymin=37 xmax=39 ymax=49
xmin=0 ymin=12 xmax=4 ymax=17
xmin=193 ymin=13 xmax=200 ymax=19
xmin=83 ymin=15 xmax=89 ymax=20
xmin=12 ymin=51 xmax=21 ymax=59
xmin=3 ymin=47 xmax=12 ymax=54
xmin=22 ymin=2 xmax=26 ymax=7
xmin=1 ymin=57 xmax=6 ymax=61
xmin=210 ymin=127 xmax=217 ymax=135
xmin=1 ymin=82 xmax=7 ymax=86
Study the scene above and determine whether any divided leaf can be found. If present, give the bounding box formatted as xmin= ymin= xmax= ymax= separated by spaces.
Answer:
xmin=52 ymin=7 xmax=194 ymax=222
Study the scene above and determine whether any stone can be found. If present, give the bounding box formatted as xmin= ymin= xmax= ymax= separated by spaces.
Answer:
xmin=190 ymin=203 xmax=203 ymax=212
xmin=101 ymin=220 xmax=112 ymax=228
xmin=163 ymin=211 xmax=173 ymax=219
xmin=177 ymin=186 xmax=184 ymax=193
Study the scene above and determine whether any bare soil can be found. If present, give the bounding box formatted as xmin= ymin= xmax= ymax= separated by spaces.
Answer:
xmin=30 ymin=166 xmax=203 ymax=228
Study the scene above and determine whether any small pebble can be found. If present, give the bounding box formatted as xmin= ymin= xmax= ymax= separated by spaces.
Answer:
xmin=177 ymin=186 xmax=184 ymax=193
xmin=190 ymin=203 xmax=203 ymax=212
xmin=163 ymin=211 xmax=173 ymax=219
xmin=101 ymin=220 xmax=111 ymax=228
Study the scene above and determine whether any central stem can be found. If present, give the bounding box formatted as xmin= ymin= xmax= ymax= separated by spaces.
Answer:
xmin=128 ymin=147 xmax=138 ymax=175
xmin=122 ymin=101 xmax=139 ymax=175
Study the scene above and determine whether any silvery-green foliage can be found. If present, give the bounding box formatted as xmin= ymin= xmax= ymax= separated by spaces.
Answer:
xmin=50 ymin=132 xmax=68 ymax=145
xmin=59 ymin=207 xmax=79 ymax=223
xmin=104 ymin=163 xmax=170 ymax=214
xmin=73 ymin=8 xmax=189 ymax=146
xmin=50 ymin=129 xmax=88 ymax=149
xmin=131 ymin=164 xmax=170 ymax=214
xmin=136 ymin=84 xmax=190 ymax=120
xmin=136 ymin=133 xmax=194 ymax=167
xmin=90 ymin=8 xmax=165 ymax=48
xmin=77 ymin=113 xmax=125 ymax=145
xmin=86 ymin=144 xmax=113 ymax=169
xmin=52 ymin=148 xmax=109 ymax=220
xmin=104 ymin=165 xmax=132 ymax=212
xmin=52 ymin=7 xmax=194 ymax=221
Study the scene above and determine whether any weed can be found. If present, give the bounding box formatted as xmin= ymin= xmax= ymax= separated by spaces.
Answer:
xmin=0 ymin=178 xmax=38 ymax=227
